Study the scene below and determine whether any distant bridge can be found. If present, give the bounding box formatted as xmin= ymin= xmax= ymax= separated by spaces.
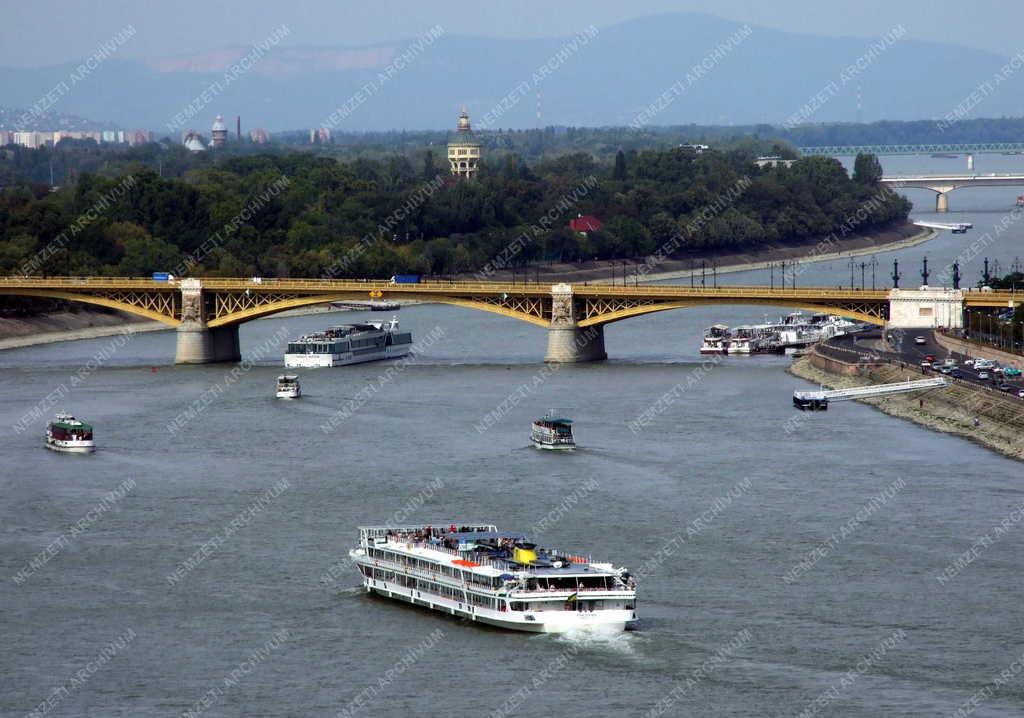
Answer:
xmin=881 ymin=173 xmax=1024 ymax=212
xmin=799 ymin=143 xmax=1024 ymax=156
xmin=0 ymin=277 xmax=1018 ymax=363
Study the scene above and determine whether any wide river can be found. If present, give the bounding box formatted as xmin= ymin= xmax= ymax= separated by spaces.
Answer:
xmin=2 ymin=155 xmax=1023 ymax=717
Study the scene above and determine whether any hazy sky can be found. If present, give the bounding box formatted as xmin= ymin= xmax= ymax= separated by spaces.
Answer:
xmin=1 ymin=0 xmax=1021 ymax=67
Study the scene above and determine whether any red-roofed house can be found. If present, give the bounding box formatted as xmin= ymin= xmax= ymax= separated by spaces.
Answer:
xmin=569 ymin=215 xmax=603 ymax=234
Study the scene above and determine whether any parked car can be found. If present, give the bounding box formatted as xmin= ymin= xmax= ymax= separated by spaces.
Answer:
xmin=940 ymin=367 xmax=952 ymax=375
xmin=978 ymin=371 xmax=990 ymax=380
xmin=964 ymin=359 xmax=975 ymax=367
xmin=999 ymin=383 xmax=1014 ymax=392
xmin=925 ymin=354 xmax=936 ymax=363
xmin=914 ymin=336 xmax=927 ymax=345
xmin=1004 ymin=367 xmax=1022 ymax=377
xmin=1018 ymin=389 xmax=1024 ymax=399
xmin=951 ymin=369 xmax=964 ymax=379
xmin=921 ymin=360 xmax=934 ymax=370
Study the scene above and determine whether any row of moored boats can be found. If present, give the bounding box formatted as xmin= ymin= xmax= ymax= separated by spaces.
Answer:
xmin=700 ymin=311 xmax=868 ymax=355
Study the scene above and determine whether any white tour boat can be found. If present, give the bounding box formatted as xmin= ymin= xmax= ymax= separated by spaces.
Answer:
xmin=349 ymin=524 xmax=638 ymax=633
xmin=46 ymin=412 xmax=95 ymax=453
xmin=284 ymin=317 xmax=412 ymax=368
xmin=276 ymin=375 xmax=301 ymax=399
xmin=699 ymin=324 xmax=730 ymax=354
xmin=531 ymin=413 xmax=576 ymax=450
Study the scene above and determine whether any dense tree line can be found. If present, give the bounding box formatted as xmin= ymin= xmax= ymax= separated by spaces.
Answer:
xmin=0 ymin=146 xmax=908 ymax=280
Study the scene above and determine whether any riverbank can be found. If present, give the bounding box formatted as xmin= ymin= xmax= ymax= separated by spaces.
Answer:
xmin=788 ymin=351 xmax=1024 ymax=462
xmin=470 ymin=222 xmax=935 ymax=284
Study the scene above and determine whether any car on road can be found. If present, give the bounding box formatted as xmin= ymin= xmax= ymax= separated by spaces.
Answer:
xmin=999 ymin=383 xmax=1014 ymax=393
xmin=964 ymin=359 xmax=975 ymax=367
xmin=975 ymin=359 xmax=995 ymax=370
xmin=921 ymin=360 xmax=934 ymax=370
xmin=1005 ymin=367 xmax=1022 ymax=377
xmin=1019 ymin=389 xmax=1024 ymax=399
xmin=914 ymin=336 xmax=927 ymax=345
xmin=978 ymin=371 xmax=990 ymax=380
xmin=925 ymin=354 xmax=936 ymax=363
xmin=951 ymin=369 xmax=964 ymax=379
xmin=940 ymin=367 xmax=953 ymax=375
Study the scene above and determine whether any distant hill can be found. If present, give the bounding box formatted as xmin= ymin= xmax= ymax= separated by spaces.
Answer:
xmin=0 ymin=106 xmax=117 ymax=132
xmin=1 ymin=13 xmax=1023 ymax=133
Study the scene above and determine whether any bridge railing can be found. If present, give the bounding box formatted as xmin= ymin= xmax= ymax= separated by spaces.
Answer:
xmin=1 ymin=276 xmax=1019 ymax=303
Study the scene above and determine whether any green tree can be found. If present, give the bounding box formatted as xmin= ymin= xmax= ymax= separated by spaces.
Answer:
xmin=852 ymin=153 xmax=883 ymax=184
xmin=612 ymin=150 xmax=627 ymax=181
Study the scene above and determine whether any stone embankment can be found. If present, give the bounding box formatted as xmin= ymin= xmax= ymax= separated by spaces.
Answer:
xmin=789 ymin=346 xmax=1024 ymax=462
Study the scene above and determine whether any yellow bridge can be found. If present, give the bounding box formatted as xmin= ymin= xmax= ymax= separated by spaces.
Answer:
xmin=0 ymin=276 xmax=1018 ymax=363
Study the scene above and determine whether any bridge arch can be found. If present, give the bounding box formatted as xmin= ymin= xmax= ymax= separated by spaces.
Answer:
xmin=577 ymin=299 xmax=887 ymax=328
xmin=205 ymin=292 xmax=551 ymax=328
xmin=0 ymin=288 xmax=180 ymax=326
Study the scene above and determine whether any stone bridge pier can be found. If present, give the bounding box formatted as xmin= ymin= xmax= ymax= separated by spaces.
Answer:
xmin=544 ymin=283 xmax=607 ymax=362
xmin=174 ymin=279 xmax=241 ymax=364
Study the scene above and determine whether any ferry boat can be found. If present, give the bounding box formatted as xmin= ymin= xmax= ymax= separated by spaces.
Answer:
xmin=284 ymin=317 xmax=412 ymax=368
xmin=531 ymin=413 xmax=576 ymax=450
xmin=726 ymin=326 xmax=760 ymax=354
xmin=275 ymin=374 xmax=301 ymax=399
xmin=699 ymin=324 xmax=730 ymax=354
xmin=349 ymin=524 xmax=638 ymax=633
xmin=46 ymin=412 xmax=95 ymax=453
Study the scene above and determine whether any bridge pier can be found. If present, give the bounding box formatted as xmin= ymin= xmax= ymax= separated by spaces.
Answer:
xmin=936 ymin=192 xmax=948 ymax=213
xmin=544 ymin=283 xmax=607 ymax=362
xmin=544 ymin=325 xmax=607 ymax=362
xmin=173 ymin=278 xmax=241 ymax=364
xmin=174 ymin=323 xmax=240 ymax=363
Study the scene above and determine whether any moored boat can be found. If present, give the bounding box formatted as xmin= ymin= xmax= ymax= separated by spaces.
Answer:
xmin=276 ymin=374 xmax=301 ymax=399
xmin=531 ymin=413 xmax=575 ymax=450
xmin=349 ymin=524 xmax=638 ymax=633
xmin=699 ymin=324 xmax=730 ymax=354
xmin=46 ymin=412 xmax=95 ymax=453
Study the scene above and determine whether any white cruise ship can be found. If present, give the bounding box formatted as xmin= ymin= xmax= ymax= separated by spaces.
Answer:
xmin=284 ymin=317 xmax=412 ymax=368
xmin=349 ymin=524 xmax=638 ymax=633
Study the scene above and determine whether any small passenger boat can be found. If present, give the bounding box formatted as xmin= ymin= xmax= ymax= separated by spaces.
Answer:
xmin=276 ymin=374 xmax=301 ymax=399
xmin=531 ymin=413 xmax=575 ymax=450
xmin=46 ymin=412 xmax=95 ymax=453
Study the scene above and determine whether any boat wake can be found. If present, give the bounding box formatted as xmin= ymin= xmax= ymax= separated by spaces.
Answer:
xmin=546 ymin=624 xmax=645 ymax=656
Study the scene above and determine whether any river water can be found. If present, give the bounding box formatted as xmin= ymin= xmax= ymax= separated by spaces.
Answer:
xmin=2 ymin=155 xmax=1023 ymax=717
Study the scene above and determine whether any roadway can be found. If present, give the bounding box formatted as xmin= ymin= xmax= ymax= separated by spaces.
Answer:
xmin=827 ymin=330 xmax=1024 ymax=398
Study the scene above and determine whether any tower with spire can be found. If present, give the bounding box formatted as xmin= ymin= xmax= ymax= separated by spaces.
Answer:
xmin=447 ymin=109 xmax=480 ymax=178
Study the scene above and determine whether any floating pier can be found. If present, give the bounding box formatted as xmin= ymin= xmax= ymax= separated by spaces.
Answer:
xmin=793 ymin=377 xmax=948 ymax=410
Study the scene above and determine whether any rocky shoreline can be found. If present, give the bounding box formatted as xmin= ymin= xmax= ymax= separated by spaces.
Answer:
xmin=788 ymin=353 xmax=1024 ymax=462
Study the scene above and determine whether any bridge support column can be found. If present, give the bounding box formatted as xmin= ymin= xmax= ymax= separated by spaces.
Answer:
xmin=173 ymin=278 xmax=242 ymax=364
xmin=544 ymin=283 xmax=607 ymax=362
xmin=545 ymin=325 xmax=607 ymax=362
xmin=935 ymin=192 xmax=948 ymax=213
xmin=175 ymin=321 xmax=215 ymax=364
xmin=174 ymin=323 xmax=241 ymax=363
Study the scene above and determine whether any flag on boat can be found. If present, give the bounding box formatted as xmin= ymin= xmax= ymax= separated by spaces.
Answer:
xmin=567 ymin=592 xmax=578 ymax=601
